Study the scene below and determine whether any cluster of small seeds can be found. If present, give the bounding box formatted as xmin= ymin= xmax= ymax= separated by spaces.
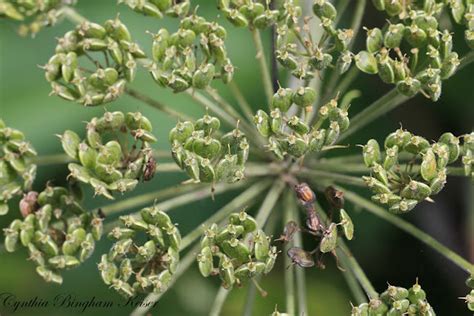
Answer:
xmin=275 ymin=0 xmax=354 ymax=80
xmin=351 ymin=281 xmax=434 ymax=316
xmin=169 ymin=115 xmax=248 ymax=184
xmin=0 ymin=0 xmax=76 ymax=36
xmin=3 ymin=185 xmax=102 ymax=284
xmin=357 ymin=0 xmax=465 ymax=100
xmin=43 ymin=17 xmax=145 ymax=106
xmin=461 ymin=132 xmax=474 ymax=177
xmin=60 ymin=111 xmax=157 ymax=200
xmin=197 ymin=210 xmax=277 ymax=289
xmin=100 ymin=206 xmax=180 ymax=297
xmin=0 ymin=118 xmax=37 ymax=215
xmin=463 ymin=274 xmax=474 ymax=311
xmin=362 ymin=129 xmax=463 ymax=214
xmin=118 ymin=0 xmax=190 ymax=19
xmin=218 ymin=0 xmax=280 ymax=29
xmin=147 ymin=13 xmax=233 ymax=92
xmin=254 ymin=90 xmax=349 ymax=160
xmin=285 ymin=184 xmax=353 ymax=269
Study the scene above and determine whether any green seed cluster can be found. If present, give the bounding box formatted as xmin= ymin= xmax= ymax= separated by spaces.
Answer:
xmin=275 ymin=0 xmax=354 ymax=80
xmin=3 ymin=185 xmax=102 ymax=285
xmin=0 ymin=0 xmax=76 ymax=36
xmin=197 ymin=211 xmax=277 ymax=289
xmin=118 ymin=0 xmax=190 ymax=19
xmin=362 ymin=129 xmax=462 ymax=214
xmin=0 ymin=118 xmax=37 ymax=216
xmin=100 ymin=206 xmax=180 ymax=297
xmin=351 ymin=282 xmax=435 ymax=316
xmin=461 ymin=132 xmax=474 ymax=177
xmin=147 ymin=13 xmax=233 ymax=93
xmin=44 ymin=17 xmax=145 ymax=106
xmin=169 ymin=115 xmax=248 ymax=184
xmin=218 ymin=0 xmax=281 ymax=29
xmin=60 ymin=111 xmax=157 ymax=200
xmin=357 ymin=1 xmax=467 ymax=100
xmin=254 ymin=91 xmax=349 ymax=159
xmin=464 ymin=275 xmax=474 ymax=312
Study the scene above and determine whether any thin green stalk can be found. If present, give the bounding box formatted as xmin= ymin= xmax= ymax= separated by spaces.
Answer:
xmin=125 ymin=87 xmax=194 ymax=122
xmin=340 ymin=257 xmax=367 ymax=305
xmin=333 ymin=0 xmax=350 ymax=27
xmin=338 ymin=89 xmax=410 ymax=143
xmin=251 ymin=28 xmax=274 ymax=103
xmin=210 ymin=287 xmax=231 ymax=316
xmin=180 ymin=180 xmax=272 ymax=250
xmin=348 ymin=0 xmax=366 ymax=51
xmin=313 ymin=201 xmax=378 ymax=299
xmin=101 ymin=180 xmax=246 ymax=216
xmin=458 ymin=50 xmax=474 ymax=72
xmin=243 ymin=280 xmax=259 ymax=316
xmin=205 ymin=87 xmax=266 ymax=145
xmin=283 ymin=192 xmax=296 ymax=315
xmin=337 ymin=242 xmax=378 ymax=299
xmin=255 ymin=180 xmax=286 ymax=227
xmin=342 ymin=188 xmax=474 ymax=273
xmin=228 ymin=81 xmax=255 ymax=123
xmin=296 ymin=168 xmax=365 ymax=187
xmin=130 ymin=243 xmax=201 ymax=316
xmin=292 ymin=196 xmax=308 ymax=315
xmin=187 ymin=89 xmax=240 ymax=128
xmin=61 ymin=6 xmax=87 ymax=24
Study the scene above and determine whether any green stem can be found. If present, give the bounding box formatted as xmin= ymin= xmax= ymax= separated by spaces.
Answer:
xmin=125 ymin=87 xmax=195 ymax=122
xmin=283 ymin=192 xmax=296 ymax=315
xmin=313 ymin=201 xmax=378 ymax=299
xmin=180 ymin=180 xmax=272 ymax=250
xmin=61 ymin=6 xmax=87 ymax=24
xmin=458 ymin=50 xmax=474 ymax=72
xmin=228 ymin=81 xmax=255 ymax=123
xmin=292 ymin=197 xmax=308 ymax=315
xmin=255 ymin=180 xmax=286 ymax=227
xmin=340 ymin=257 xmax=367 ymax=305
xmin=251 ymin=28 xmax=274 ymax=103
xmin=342 ymin=188 xmax=474 ymax=273
xmin=296 ymin=168 xmax=365 ymax=187
xmin=338 ymin=89 xmax=410 ymax=143
xmin=210 ymin=287 xmax=231 ymax=316
xmin=186 ymin=89 xmax=239 ymax=128
xmin=130 ymin=243 xmax=201 ymax=316
xmin=348 ymin=0 xmax=367 ymax=51
xmin=101 ymin=180 xmax=246 ymax=217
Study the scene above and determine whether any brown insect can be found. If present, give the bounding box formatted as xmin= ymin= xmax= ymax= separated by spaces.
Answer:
xmin=294 ymin=182 xmax=315 ymax=205
xmin=287 ymin=247 xmax=315 ymax=268
xmin=143 ymin=156 xmax=157 ymax=182
xmin=275 ymin=221 xmax=298 ymax=243
xmin=325 ymin=186 xmax=345 ymax=210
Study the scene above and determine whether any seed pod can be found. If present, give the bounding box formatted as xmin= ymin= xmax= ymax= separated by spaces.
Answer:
xmin=363 ymin=139 xmax=381 ymax=167
xmin=397 ymin=77 xmax=421 ymax=97
xmin=197 ymin=246 xmax=214 ymax=277
xmin=320 ymin=223 xmax=338 ymax=253
xmin=354 ymin=51 xmax=378 ymax=74
xmin=287 ymin=116 xmax=309 ymax=135
xmin=292 ymin=87 xmax=317 ymax=107
xmin=254 ymin=110 xmax=272 ymax=137
xmin=313 ymin=0 xmax=337 ymax=20
xmin=337 ymin=51 xmax=352 ymax=74
xmin=272 ymin=87 xmax=293 ymax=112
xmin=339 ymin=209 xmax=354 ymax=240
xmin=366 ymin=28 xmax=383 ymax=53
xmin=384 ymin=24 xmax=405 ymax=48
xmin=421 ymin=149 xmax=437 ymax=181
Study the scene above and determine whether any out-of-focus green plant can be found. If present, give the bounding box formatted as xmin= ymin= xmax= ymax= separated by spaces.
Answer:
xmin=1 ymin=0 xmax=474 ymax=315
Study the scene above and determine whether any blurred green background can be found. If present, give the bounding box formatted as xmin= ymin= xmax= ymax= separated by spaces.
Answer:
xmin=0 ymin=1 xmax=473 ymax=315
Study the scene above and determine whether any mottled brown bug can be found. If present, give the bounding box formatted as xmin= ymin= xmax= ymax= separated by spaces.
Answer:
xmin=276 ymin=221 xmax=298 ymax=243
xmin=294 ymin=182 xmax=316 ymax=205
xmin=143 ymin=156 xmax=157 ymax=182
xmin=325 ymin=186 xmax=345 ymax=210
xmin=287 ymin=247 xmax=315 ymax=268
